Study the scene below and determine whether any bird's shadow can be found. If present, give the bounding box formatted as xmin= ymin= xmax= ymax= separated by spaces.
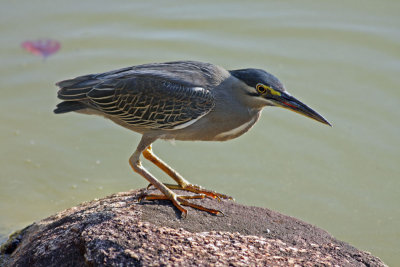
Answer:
xmin=137 ymin=199 xmax=184 ymax=218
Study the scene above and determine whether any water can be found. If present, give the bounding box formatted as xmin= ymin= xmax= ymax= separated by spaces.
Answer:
xmin=1 ymin=0 xmax=399 ymax=264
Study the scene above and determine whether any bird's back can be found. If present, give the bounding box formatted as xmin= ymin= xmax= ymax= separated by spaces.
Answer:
xmin=56 ymin=61 xmax=224 ymax=98
xmin=54 ymin=61 xmax=229 ymax=132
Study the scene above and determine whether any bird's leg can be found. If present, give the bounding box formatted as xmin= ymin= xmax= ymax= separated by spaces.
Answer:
xmin=130 ymin=137 xmax=222 ymax=216
xmin=142 ymin=145 xmax=233 ymax=200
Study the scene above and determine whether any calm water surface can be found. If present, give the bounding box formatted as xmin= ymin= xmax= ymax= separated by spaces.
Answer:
xmin=1 ymin=1 xmax=399 ymax=265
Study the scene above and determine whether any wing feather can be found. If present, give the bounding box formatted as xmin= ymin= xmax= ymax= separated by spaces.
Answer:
xmin=87 ymin=75 xmax=214 ymax=129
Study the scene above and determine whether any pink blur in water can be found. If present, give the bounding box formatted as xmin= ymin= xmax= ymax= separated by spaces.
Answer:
xmin=21 ymin=39 xmax=61 ymax=58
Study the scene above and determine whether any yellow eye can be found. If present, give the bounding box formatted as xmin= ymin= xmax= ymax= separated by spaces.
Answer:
xmin=256 ymin=84 xmax=267 ymax=94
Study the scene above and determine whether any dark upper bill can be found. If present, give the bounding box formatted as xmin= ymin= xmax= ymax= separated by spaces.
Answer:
xmin=268 ymin=91 xmax=332 ymax=126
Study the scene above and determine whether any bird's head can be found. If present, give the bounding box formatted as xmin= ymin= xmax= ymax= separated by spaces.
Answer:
xmin=230 ymin=68 xmax=331 ymax=126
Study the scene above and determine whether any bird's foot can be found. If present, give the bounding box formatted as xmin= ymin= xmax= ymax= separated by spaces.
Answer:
xmin=139 ymin=192 xmax=223 ymax=218
xmin=147 ymin=183 xmax=234 ymax=201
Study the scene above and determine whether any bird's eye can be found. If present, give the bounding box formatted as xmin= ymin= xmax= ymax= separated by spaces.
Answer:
xmin=256 ymin=84 xmax=267 ymax=94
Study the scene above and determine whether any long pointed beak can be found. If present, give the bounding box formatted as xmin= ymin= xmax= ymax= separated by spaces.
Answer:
xmin=269 ymin=91 xmax=332 ymax=126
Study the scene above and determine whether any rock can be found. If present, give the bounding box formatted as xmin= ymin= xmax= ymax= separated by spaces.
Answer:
xmin=0 ymin=188 xmax=386 ymax=266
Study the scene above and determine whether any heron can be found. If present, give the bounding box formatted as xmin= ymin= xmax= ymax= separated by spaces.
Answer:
xmin=54 ymin=61 xmax=331 ymax=217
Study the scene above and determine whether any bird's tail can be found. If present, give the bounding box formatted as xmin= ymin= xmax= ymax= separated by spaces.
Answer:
xmin=56 ymin=74 xmax=100 ymax=101
xmin=54 ymin=101 xmax=87 ymax=114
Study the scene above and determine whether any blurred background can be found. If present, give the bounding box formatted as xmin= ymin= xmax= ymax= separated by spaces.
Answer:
xmin=1 ymin=0 xmax=399 ymax=264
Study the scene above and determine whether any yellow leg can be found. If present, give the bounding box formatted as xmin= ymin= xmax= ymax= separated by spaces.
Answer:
xmin=129 ymin=138 xmax=223 ymax=217
xmin=142 ymin=145 xmax=233 ymax=200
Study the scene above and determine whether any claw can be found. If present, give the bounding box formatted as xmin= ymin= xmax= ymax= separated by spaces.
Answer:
xmin=140 ymin=193 xmax=222 ymax=217
xmin=146 ymin=183 xmax=154 ymax=190
xmin=139 ymin=145 xmax=232 ymax=216
xmin=146 ymin=182 xmax=233 ymax=201
xmin=137 ymin=193 xmax=147 ymax=203
xmin=162 ymin=183 xmax=234 ymax=201
xmin=178 ymin=198 xmax=222 ymax=215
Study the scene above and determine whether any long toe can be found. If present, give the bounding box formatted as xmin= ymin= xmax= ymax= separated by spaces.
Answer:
xmin=140 ymin=192 xmax=223 ymax=217
xmin=163 ymin=183 xmax=234 ymax=201
xmin=177 ymin=197 xmax=223 ymax=216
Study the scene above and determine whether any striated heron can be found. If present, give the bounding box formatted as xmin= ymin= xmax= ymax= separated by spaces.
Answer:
xmin=54 ymin=61 xmax=331 ymax=217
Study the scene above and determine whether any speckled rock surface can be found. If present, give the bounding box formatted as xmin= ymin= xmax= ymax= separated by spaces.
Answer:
xmin=0 ymin=189 xmax=386 ymax=266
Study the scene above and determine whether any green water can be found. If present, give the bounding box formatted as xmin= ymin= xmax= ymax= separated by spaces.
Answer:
xmin=1 ymin=1 xmax=399 ymax=264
